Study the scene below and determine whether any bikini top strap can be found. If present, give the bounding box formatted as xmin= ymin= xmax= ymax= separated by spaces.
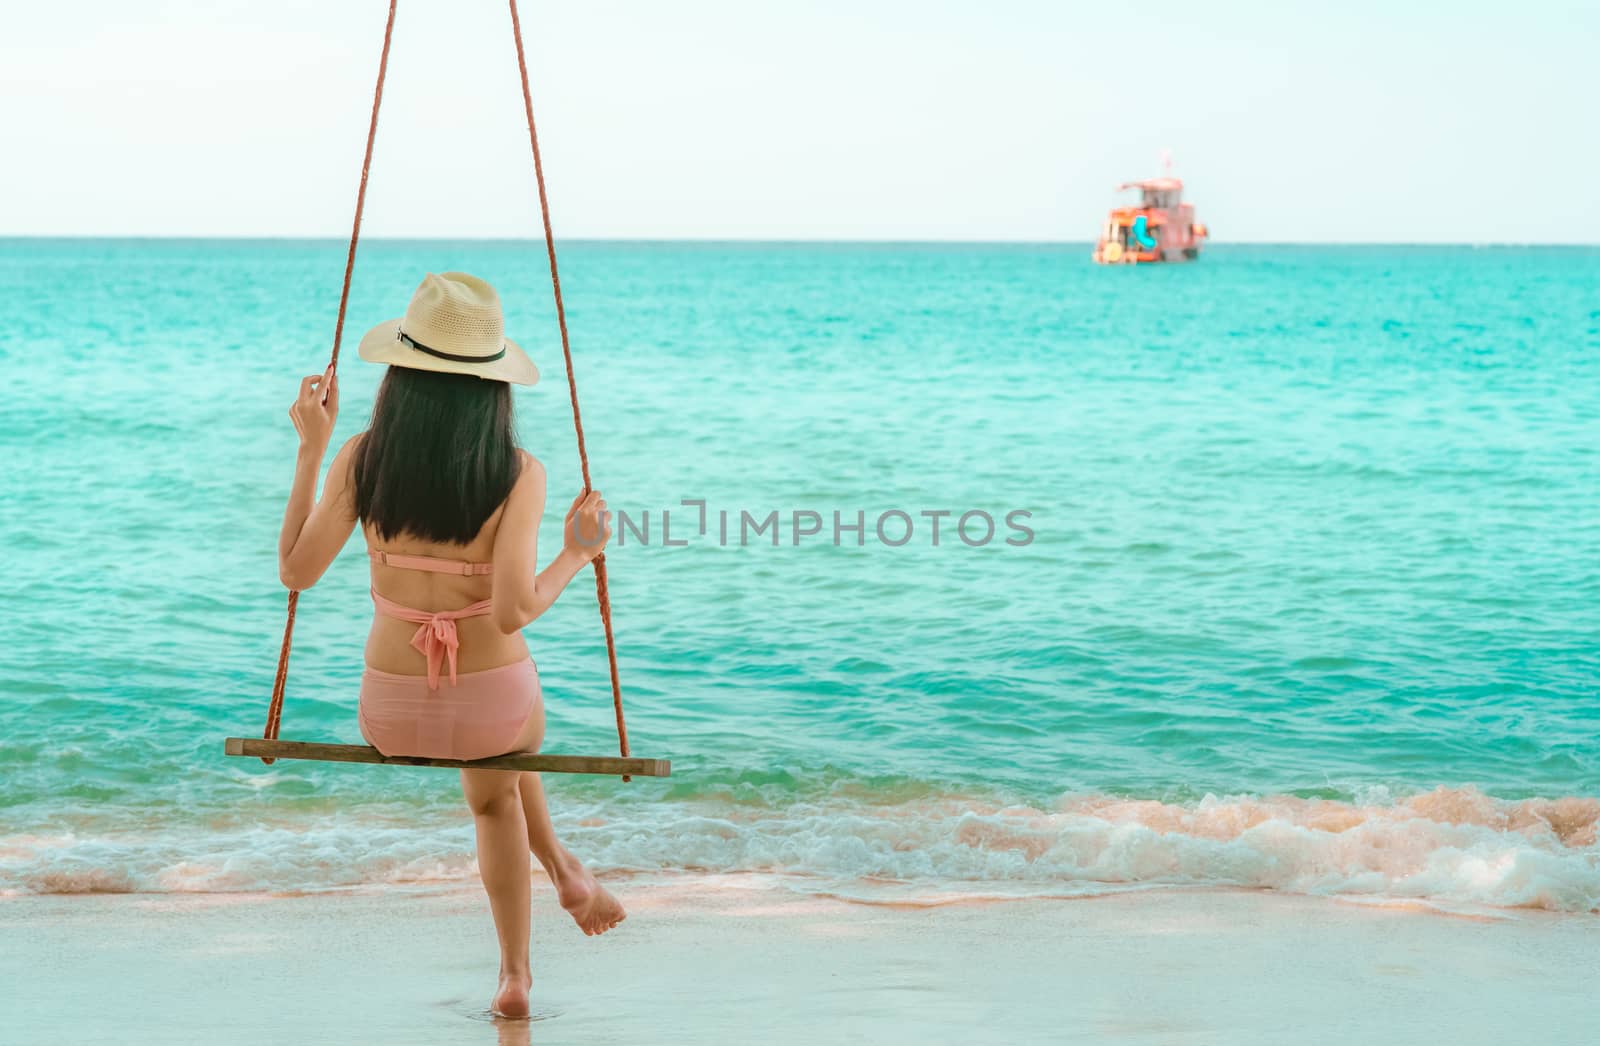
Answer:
xmin=369 ymin=550 xmax=493 ymax=576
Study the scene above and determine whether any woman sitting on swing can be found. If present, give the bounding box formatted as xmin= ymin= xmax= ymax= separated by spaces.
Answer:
xmin=275 ymin=271 xmax=624 ymax=1018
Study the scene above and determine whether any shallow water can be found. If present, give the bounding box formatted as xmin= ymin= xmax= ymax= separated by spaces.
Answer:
xmin=1 ymin=239 xmax=1596 ymax=911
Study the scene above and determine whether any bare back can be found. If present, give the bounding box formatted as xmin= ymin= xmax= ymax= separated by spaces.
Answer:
xmin=360 ymin=447 xmax=540 ymax=676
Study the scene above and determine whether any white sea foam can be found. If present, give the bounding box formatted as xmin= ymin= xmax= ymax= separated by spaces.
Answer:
xmin=2 ymin=787 xmax=1595 ymax=914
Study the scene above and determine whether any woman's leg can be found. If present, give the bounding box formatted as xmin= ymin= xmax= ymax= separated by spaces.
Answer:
xmin=517 ymin=771 xmax=565 ymax=866
xmin=461 ymin=768 xmax=534 ymax=1018
xmin=492 ymin=672 xmax=625 ymax=936
xmin=516 ymin=771 xmax=626 ymax=936
xmin=498 ymin=699 xmax=577 ymax=895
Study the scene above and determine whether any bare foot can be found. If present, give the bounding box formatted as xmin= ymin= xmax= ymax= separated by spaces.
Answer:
xmin=552 ymin=858 xmax=626 ymax=936
xmin=492 ymin=970 xmax=531 ymax=1019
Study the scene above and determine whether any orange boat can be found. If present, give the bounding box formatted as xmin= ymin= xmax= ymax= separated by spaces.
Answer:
xmin=1093 ymin=177 xmax=1208 ymax=264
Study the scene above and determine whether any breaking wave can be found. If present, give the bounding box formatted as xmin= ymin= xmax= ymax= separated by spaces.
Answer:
xmin=3 ymin=786 xmax=1596 ymax=914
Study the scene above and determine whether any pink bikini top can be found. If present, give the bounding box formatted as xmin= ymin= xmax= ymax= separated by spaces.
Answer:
xmin=368 ymin=550 xmax=494 ymax=688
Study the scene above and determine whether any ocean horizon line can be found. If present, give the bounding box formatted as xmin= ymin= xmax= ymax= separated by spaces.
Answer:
xmin=2 ymin=234 xmax=1598 ymax=249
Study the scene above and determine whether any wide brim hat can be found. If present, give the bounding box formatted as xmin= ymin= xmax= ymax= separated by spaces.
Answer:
xmin=357 ymin=271 xmax=539 ymax=385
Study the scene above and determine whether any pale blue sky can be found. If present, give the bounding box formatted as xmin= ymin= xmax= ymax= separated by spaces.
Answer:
xmin=4 ymin=0 xmax=1596 ymax=242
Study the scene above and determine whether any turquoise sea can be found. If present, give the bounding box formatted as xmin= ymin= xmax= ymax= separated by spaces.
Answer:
xmin=2 ymin=239 xmax=1597 ymax=912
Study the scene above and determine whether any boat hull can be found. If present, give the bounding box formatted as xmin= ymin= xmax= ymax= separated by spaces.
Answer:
xmin=1093 ymin=192 xmax=1208 ymax=265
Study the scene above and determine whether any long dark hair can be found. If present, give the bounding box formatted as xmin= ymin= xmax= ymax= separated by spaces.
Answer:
xmin=354 ymin=366 xmax=518 ymax=544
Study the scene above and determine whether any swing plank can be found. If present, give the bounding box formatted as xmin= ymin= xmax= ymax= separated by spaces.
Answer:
xmin=225 ymin=737 xmax=670 ymax=777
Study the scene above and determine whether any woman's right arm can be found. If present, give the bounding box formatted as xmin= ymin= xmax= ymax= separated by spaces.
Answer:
xmin=490 ymin=451 xmax=612 ymax=634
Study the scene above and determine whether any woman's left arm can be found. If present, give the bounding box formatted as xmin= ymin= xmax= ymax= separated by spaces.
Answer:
xmin=278 ymin=369 xmax=360 ymax=591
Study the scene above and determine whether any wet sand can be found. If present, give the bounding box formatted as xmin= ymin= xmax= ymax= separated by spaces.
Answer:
xmin=3 ymin=878 xmax=1595 ymax=1045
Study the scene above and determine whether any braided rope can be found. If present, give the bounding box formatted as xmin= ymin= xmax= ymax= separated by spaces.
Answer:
xmin=261 ymin=0 xmax=397 ymax=764
xmin=508 ymin=0 xmax=631 ymax=779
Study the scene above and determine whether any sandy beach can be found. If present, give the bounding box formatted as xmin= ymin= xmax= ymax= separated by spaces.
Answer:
xmin=3 ymin=877 xmax=1594 ymax=1045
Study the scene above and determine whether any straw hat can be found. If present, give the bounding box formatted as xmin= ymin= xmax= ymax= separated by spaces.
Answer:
xmin=357 ymin=272 xmax=539 ymax=385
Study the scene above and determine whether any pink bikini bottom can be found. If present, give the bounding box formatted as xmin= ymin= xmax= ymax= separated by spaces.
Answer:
xmin=358 ymin=658 xmax=541 ymax=762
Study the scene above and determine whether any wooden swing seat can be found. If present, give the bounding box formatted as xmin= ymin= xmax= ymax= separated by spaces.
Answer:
xmin=225 ymin=737 xmax=669 ymax=777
